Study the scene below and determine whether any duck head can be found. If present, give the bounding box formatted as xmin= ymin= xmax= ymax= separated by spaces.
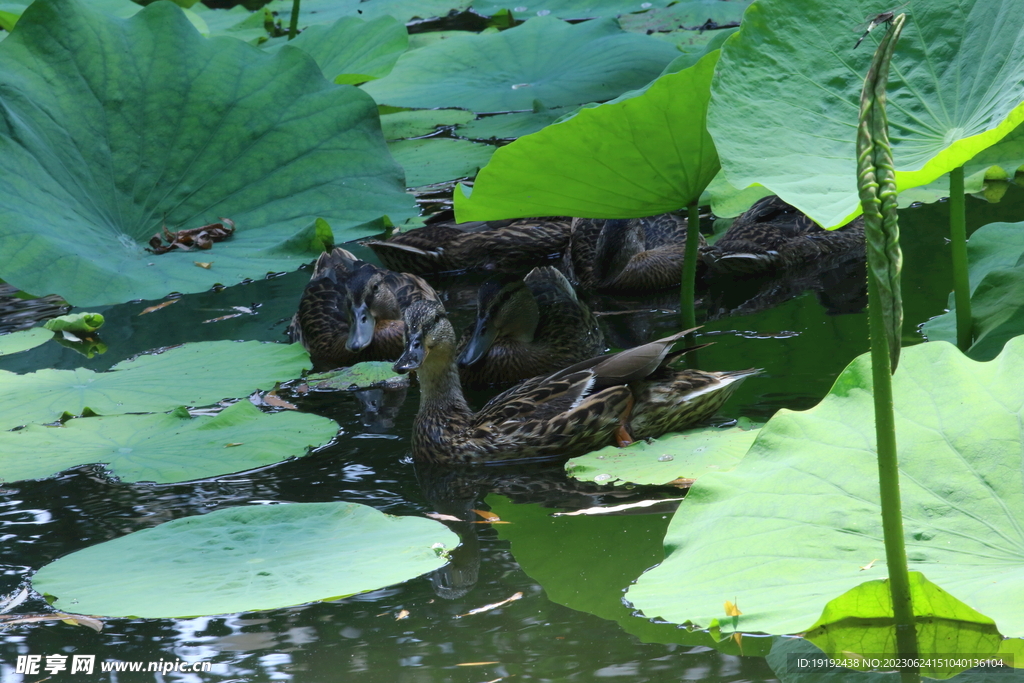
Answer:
xmin=457 ymin=275 xmax=540 ymax=368
xmin=394 ymin=300 xmax=455 ymax=373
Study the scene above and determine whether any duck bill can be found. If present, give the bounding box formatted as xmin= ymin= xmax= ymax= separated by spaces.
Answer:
xmin=457 ymin=319 xmax=496 ymax=368
xmin=346 ymin=302 xmax=375 ymax=351
xmin=394 ymin=332 xmax=425 ymax=373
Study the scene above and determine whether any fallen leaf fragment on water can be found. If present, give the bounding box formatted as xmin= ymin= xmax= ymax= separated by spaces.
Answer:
xmin=262 ymin=392 xmax=298 ymax=410
xmin=667 ymin=477 xmax=695 ymax=488
xmin=472 ymin=509 xmax=501 ymax=522
xmin=860 ymin=559 xmax=878 ymax=571
xmin=455 ymin=661 xmax=500 ymax=667
xmin=0 ymin=612 xmax=103 ymax=631
xmin=396 ymin=610 xmax=409 ymax=620
xmin=731 ymin=632 xmax=743 ymax=652
xmin=202 ymin=313 xmax=243 ymax=324
xmin=457 ymin=592 xmax=523 ymax=618
xmin=552 ymin=498 xmax=684 ymax=517
xmin=424 ymin=512 xmax=462 ymax=522
xmin=724 ymin=599 xmax=742 ymax=617
xmin=139 ymin=299 xmax=179 ymax=315
xmin=224 ymin=443 xmax=244 ymax=448
xmin=194 ymin=261 xmax=213 ymax=269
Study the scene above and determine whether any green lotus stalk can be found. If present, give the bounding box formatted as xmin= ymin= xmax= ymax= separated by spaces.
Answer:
xmin=680 ymin=200 xmax=701 ymax=333
xmin=288 ymin=0 xmax=301 ymax=40
xmin=949 ymin=166 xmax=972 ymax=350
xmin=856 ymin=13 xmax=918 ymax=669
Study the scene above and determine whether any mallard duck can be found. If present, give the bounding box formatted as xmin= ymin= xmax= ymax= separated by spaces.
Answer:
xmin=362 ymin=218 xmax=571 ymax=275
xmin=287 ymin=248 xmax=438 ymax=369
xmin=456 ymin=266 xmax=605 ymax=386
xmin=562 ymin=213 xmax=705 ymax=293
xmin=700 ymin=195 xmax=865 ymax=276
xmin=394 ymin=299 xmax=757 ymax=464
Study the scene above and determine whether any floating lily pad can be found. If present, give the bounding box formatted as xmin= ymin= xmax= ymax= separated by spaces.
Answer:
xmin=305 ymin=361 xmax=407 ymax=390
xmin=33 ymin=502 xmax=459 ymax=617
xmin=708 ymin=0 xmax=1024 ymax=228
xmin=0 ymin=328 xmax=51 ymax=357
xmin=264 ymin=15 xmax=408 ymax=84
xmin=628 ymin=338 xmax=1024 ymax=636
xmin=266 ymin=0 xmax=471 ymax=27
xmin=566 ymin=421 xmax=760 ymax=486
xmin=0 ymin=0 xmax=414 ymax=307
xmin=922 ymin=221 xmax=1024 ymax=360
xmin=0 ymin=400 xmax=338 ymax=484
xmin=456 ymin=49 xmax=720 ymax=220
xmin=43 ymin=312 xmax=104 ymax=334
xmin=381 ymin=109 xmax=475 ymax=140
xmin=0 ymin=341 xmax=310 ymax=431
xmin=389 ymin=138 xmax=496 ymax=187
xmin=191 ymin=5 xmax=272 ymax=44
xmin=617 ymin=0 xmax=752 ymax=32
xmin=362 ymin=17 xmax=678 ymax=113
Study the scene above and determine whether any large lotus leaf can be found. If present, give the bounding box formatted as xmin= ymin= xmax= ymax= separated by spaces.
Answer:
xmin=33 ymin=502 xmax=458 ymax=617
xmin=362 ymin=17 xmax=678 ymax=113
xmin=0 ymin=0 xmax=415 ymax=307
xmin=617 ymin=0 xmax=751 ymax=32
xmin=0 ymin=0 xmax=138 ymax=30
xmin=628 ymin=338 xmax=1024 ymax=637
xmin=0 ymin=327 xmax=51 ymax=357
xmin=566 ymin=421 xmax=760 ymax=487
xmin=922 ymin=221 xmax=1024 ymax=360
xmin=264 ymin=16 xmax=407 ymax=85
xmin=469 ymin=0 xmax=671 ymax=21
xmin=486 ymin=494 xmax=770 ymax=655
xmin=266 ymin=0 xmax=471 ymax=28
xmin=0 ymin=401 xmax=338 ymax=484
xmin=381 ymin=109 xmax=475 ymax=140
xmin=191 ymin=5 xmax=273 ymax=44
xmin=455 ymin=49 xmax=719 ymax=220
xmin=389 ymin=138 xmax=496 ymax=187
xmin=0 ymin=341 xmax=310 ymax=430
xmin=708 ymin=0 xmax=1024 ymax=228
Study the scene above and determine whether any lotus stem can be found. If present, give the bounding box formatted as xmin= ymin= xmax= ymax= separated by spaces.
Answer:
xmin=680 ymin=200 xmax=701 ymax=334
xmin=288 ymin=0 xmax=301 ymax=40
xmin=949 ymin=166 xmax=972 ymax=351
xmin=856 ymin=13 xmax=918 ymax=667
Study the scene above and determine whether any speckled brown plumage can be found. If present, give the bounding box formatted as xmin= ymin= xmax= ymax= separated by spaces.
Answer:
xmin=700 ymin=195 xmax=865 ymax=276
xmin=563 ymin=213 xmax=705 ymax=292
xmin=361 ymin=218 xmax=571 ymax=275
xmin=456 ymin=267 xmax=605 ymax=386
xmin=287 ymin=248 xmax=438 ymax=369
xmin=394 ymin=300 xmax=757 ymax=464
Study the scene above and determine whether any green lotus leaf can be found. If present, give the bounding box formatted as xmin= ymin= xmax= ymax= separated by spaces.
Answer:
xmin=470 ymin=0 xmax=672 ymax=21
xmin=191 ymin=5 xmax=272 ymax=44
xmin=0 ymin=327 xmax=51 ymax=357
xmin=362 ymin=17 xmax=678 ymax=113
xmin=617 ymin=0 xmax=752 ymax=32
xmin=0 ymin=400 xmax=337 ymax=484
xmin=566 ymin=421 xmax=760 ymax=487
xmin=0 ymin=0 xmax=138 ymax=30
xmin=266 ymin=0 xmax=471 ymax=28
xmin=458 ymin=107 xmax=570 ymax=140
xmin=33 ymin=502 xmax=459 ymax=617
xmin=628 ymin=337 xmax=1024 ymax=636
xmin=0 ymin=341 xmax=310 ymax=430
xmin=408 ymin=28 xmax=499 ymax=51
xmin=922 ymin=221 xmax=1024 ymax=360
xmin=42 ymin=312 xmax=104 ymax=334
xmin=381 ymin=109 xmax=475 ymax=140
xmin=0 ymin=0 xmax=415 ymax=307
xmin=305 ymin=361 xmax=407 ymax=390
xmin=708 ymin=0 xmax=1024 ymax=228
xmin=264 ymin=15 xmax=407 ymax=85
xmin=389 ymin=138 xmax=496 ymax=187
xmin=455 ymin=49 xmax=720 ymax=220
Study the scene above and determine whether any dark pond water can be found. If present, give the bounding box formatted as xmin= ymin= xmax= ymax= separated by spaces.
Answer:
xmin=2 ymin=186 xmax=1024 ymax=682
